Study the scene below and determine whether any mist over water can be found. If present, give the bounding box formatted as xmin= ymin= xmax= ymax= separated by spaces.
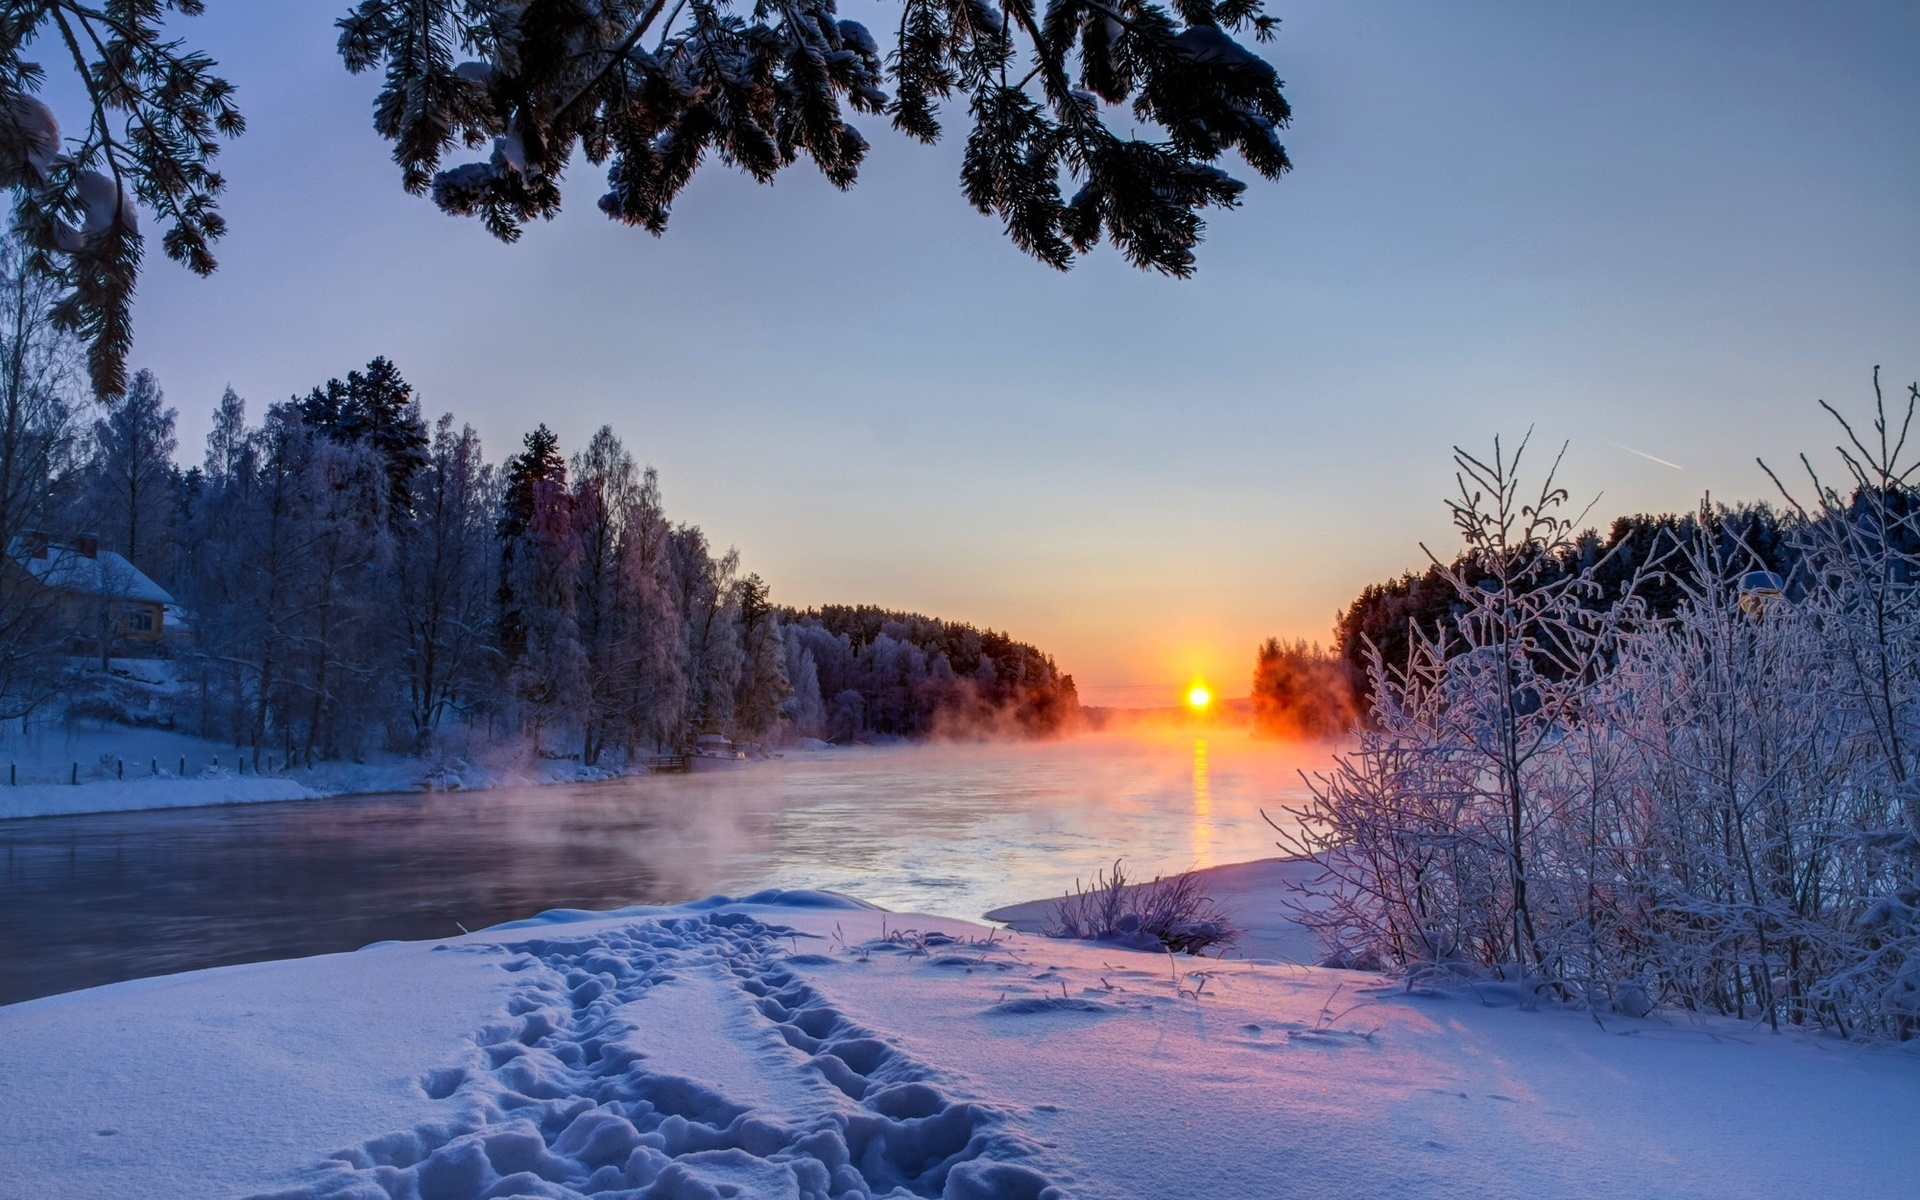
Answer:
xmin=0 ymin=730 xmax=1334 ymax=1004
xmin=677 ymin=728 xmax=1330 ymax=912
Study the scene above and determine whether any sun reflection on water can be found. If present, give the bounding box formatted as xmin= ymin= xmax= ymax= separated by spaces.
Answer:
xmin=1192 ymin=737 xmax=1213 ymax=866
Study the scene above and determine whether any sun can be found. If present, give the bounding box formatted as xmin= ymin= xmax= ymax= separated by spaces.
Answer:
xmin=1187 ymin=685 xmax=1213 ymax=711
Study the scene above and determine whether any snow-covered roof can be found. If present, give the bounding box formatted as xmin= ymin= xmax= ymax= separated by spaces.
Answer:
xmin=9 ymin=540 xmax=174 ymax=606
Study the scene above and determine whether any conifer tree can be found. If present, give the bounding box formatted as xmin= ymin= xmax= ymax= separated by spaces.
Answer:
xmin=298 ymin=357 xmax=429 ymax=520
xmin=0 ymin=3 xmax=243 ymax=397
xmin=2 ymin=1 xmax=1291 ymax=394
xmin=491 ymin=420 xmax=564 ymax=683
xmin=85 ymin=368 xmax=178 ymax=580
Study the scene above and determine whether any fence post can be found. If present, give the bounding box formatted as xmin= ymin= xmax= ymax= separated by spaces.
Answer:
xmin=71 ymin=762 xmax=78 ymax=785
xmin=151 ymin=758 xmax=158 ymax=776
xmin=179 ymin=756 xmax=186 ymax=776
xmin=118 ymin=759 xmax=124 ymax=780
xmin=8 ymin=762 xmax=13 ymax=786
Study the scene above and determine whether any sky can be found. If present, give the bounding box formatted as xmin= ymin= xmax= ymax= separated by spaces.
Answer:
xmin=44 ymin=1 xmax=1920 ymax=705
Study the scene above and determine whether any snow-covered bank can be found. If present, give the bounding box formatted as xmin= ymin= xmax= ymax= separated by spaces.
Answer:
xmin=0 ymin=717 xmax=690 ymax=821
xmin=0 ymin=773 xmax=319 ymax=818
xmin=3 ymin=889 xmax=1916 ymax=1200
xmin=984 ymin=855 xmax=1335 ymax=965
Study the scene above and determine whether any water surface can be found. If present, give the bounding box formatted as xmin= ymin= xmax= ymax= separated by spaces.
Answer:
xmin=0 ymin=730 xmax=1331 ymax=1004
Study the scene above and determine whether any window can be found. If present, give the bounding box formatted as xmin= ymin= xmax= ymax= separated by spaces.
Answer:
xmin=127 ymin=610 xmax=155 ymax=633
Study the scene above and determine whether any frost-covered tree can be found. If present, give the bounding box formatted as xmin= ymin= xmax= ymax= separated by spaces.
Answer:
xmin=733 ymin=573 xmax=792 ymax=743
xmin=781 ymin=636 xmax=826 ymax=738
xmin=1760 ymin=370 xmax=1920 ymax=1035
xmin=182 ymin=401 xmax=306 ymax=760
xmin=495 ymin=425 xmax=584 ymax=750
xmin=670 ymin=524 xmax=743 ymax=738
xmin=83 ymin=367 xmax=177 ymax=580
xmin=0 ymin=230 xmax=81 ymax=716
xmin=393 ymin=414 xmax=496 ymax=745
xmin=1287 ymin=381 xmax=1920 ymax=1039
xmin=181 ymin=398 xmax=390 ymax=764
xmin=571 ymin=424 xmax=641 ymax=763
xmin=3 ymin=0 xmax=1290 ymax=394
xmin=496 ymin=422 xmax=566 ymax=664
xmin=615 ymin=465 xmax=685 ymax=752
xmin=781 ymin=605 xmax=1077 ymax=738
xmin=286 ymin=432 xmax=392 ymax=762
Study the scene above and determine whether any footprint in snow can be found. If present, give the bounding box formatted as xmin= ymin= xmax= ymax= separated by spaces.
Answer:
xmin=247 ymin=910 xmax=1065 ymax=1200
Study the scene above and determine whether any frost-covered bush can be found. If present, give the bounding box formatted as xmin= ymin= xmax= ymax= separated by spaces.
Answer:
xmin=1285 ymin=376 xmax=1920 ymax=1039
xmin=1044 ymin=860 xmax=1240 ymax=955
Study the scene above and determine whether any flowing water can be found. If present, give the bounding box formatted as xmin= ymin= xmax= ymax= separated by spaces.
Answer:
xmin=0 ymin=729 xmax=1333 ymax=1005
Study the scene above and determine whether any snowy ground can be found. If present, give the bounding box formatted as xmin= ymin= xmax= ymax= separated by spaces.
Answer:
xmin=0 ymin=716 xmax=666 ymax=821
xmin=3 ymin=879 xmax=1916 ymax=1200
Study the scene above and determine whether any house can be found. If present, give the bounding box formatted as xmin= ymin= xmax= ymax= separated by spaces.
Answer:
xmin=9 ymin=533 xmax=175 ymax=644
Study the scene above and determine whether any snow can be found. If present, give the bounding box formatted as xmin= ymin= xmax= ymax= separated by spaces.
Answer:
xmin=1 ymin=773 xmax=317 ymax=818
xmin=3 ymin=878 xmax=1916 ymax=1199
xmin=0 ymin=711 xmax=643 ymax=822
xmin=0 ymin=940 xmax=511 ymax=1200
xmin=0 ymin=718 xmax=317 ymax=818
xmin=12 ymin=540 xmax=174 ymax=605
xmin=9 ymin=94 xmax=60 ymax=176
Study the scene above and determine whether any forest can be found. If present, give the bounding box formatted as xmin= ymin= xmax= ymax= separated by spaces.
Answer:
xmin=0 ymin=245 xmax=1077 ymax=768
xmin=1250 ymin=501 xmax=1803 ymax=738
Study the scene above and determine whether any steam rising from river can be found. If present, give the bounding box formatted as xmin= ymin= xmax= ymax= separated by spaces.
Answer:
xmin=574 ymin=726 xmax=1343 ymax=918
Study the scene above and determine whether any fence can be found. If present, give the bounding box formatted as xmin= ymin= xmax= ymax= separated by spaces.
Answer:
xmin=7 ymin=752 xmax=295 ymax=786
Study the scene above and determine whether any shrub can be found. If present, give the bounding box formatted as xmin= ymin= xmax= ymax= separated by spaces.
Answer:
xmin=1044 ymin=860 xmax=1240 ymax=955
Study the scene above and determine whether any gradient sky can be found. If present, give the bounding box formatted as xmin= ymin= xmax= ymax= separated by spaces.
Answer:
xmin=48 ymin=1 xmax=1920 ymax=704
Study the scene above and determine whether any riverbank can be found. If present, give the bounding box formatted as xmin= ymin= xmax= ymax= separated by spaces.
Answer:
xmin=0 ymin=717 xmax=764 ymax=821
xmin=3 ymin=877 xmax=1916 ymax=1199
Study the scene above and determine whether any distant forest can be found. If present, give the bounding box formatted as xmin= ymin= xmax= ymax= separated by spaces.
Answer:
xmin=783 ymin=606 xmax=1079 ymax=741
xmin=1253 ymin=503 xmax=1802 ymax=738
xmin=0 ymin=267 xmax=1077 ymax=765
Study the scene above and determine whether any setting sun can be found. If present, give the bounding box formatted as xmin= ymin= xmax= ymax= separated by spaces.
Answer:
xmin=1187 ymin=685 xmax=1213 ymax=711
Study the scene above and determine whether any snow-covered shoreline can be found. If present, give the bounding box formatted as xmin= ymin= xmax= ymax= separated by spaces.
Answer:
xmin=0 ymin=758 xmax=638 ymax=821
xmin=4 ymin=867 xmax=1918 ymax=1199
xmin=0 ymin=718 xmax=770 ymax=821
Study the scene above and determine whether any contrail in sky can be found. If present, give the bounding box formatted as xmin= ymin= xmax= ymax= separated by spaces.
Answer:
xmin=1605 ymin=440 xmax=1685 ymax=471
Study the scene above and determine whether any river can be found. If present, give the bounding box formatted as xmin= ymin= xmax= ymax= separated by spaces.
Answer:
xmin=0 ymin=729 xmax=1335 ymax=1004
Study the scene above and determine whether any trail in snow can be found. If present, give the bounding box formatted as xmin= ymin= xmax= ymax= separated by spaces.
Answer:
xmin=255 ymin=909 xmax=1061 ymax=1200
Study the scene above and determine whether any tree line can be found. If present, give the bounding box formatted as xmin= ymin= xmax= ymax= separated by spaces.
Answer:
xmin=1251 ymin=498 xmax=1802 ymax=740
xmin=0 ymin=246 xmax=1076 ymax=764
